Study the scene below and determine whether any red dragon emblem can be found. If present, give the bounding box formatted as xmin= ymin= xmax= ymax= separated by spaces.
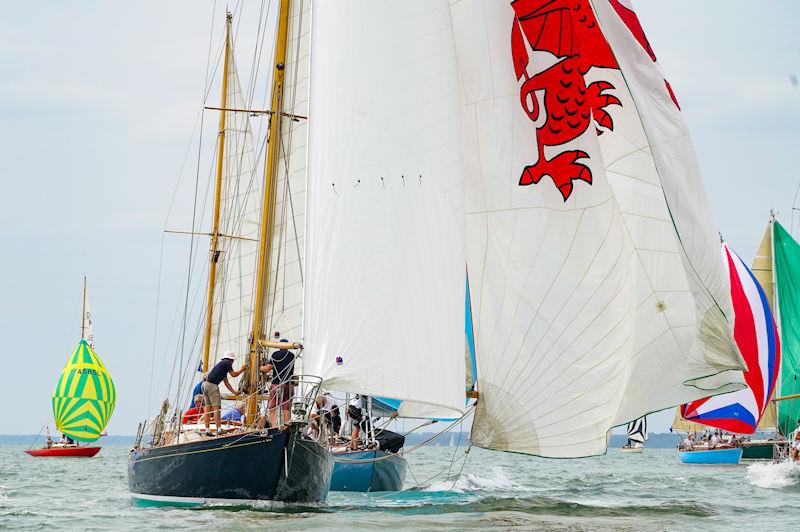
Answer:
xmin=511 ymin=0 xmax=676 ymax=201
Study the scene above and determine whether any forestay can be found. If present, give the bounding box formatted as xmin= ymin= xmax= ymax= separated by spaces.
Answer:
xmin=681 ymin=243 xmax=780 ymax=434
xmin=453 ymin=0 xmax=745 ymax=457
xmin=302 ymin=0 xmax=466 ymax=418
xmin=208 ymin=40 xmax=261 ymax=389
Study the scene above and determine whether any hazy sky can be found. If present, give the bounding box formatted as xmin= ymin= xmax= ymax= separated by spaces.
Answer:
xmin=1 ymin=1 xmax=798 ymax=438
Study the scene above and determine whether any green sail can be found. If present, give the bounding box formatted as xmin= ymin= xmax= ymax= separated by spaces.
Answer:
xmin=52 ymin=339 xmax=116 ymax=442
xmin=774 ymin=221 xmax=800 ymax=436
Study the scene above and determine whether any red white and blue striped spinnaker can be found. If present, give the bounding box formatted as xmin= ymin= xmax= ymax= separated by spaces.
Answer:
xmin=681 ymin=243 xmax=780 ymax=434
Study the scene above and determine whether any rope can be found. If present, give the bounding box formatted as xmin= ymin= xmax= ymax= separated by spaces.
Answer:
xmin=28 ymin=425 xmax=46 ymax=450
xmin=331 ymin=406 xmax=475 ymax=464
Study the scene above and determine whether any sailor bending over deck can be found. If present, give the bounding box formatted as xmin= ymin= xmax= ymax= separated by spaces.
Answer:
xmin=202 ymin=352 xmax=246 ymax=436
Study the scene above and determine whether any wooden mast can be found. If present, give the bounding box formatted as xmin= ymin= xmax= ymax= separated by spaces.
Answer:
xmin=201 ymin=12 xmax=233 ymax=374
xmin=81 ymin=275 xmax=87 ymax=340
xmin=246 ymin=0 xmax=291 ymax=424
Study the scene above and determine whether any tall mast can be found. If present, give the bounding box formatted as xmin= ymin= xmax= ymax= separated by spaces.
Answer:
xmin=201 ymin=12 xmax=233 ymax=373
xmin=81 ymin=274 xmax=87 ymax=340
xmin=246 ymin=0 xmax=291 ymax=423
xmin=770 ymin=210 xmax=782 ymax=434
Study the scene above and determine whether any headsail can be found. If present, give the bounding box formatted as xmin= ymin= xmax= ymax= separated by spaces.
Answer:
xmin=774 ymin=221 xmax=800 ymax=435
xmin=453 ymin=0 xmax=744 ymax=457
xmin=206 ymin=34 xmax=261 ymax=389
xmin=681 ymin=243 xmax=780 ymax=434
xmin=753 ymin=222 xmax=778 ymax=431
xmin=52 ymin=340 xmax=116 ymax=442
xmin=626 ymin=417 xmax=647 ymax=444
xmin=302 ymin=0 xmax=466 ymax=417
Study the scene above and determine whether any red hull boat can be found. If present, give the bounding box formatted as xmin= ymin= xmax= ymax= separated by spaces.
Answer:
xmin=25 ymin=446 xmax=101 ymax=457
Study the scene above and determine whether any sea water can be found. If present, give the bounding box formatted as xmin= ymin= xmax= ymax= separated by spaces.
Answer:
xmin=2 ymin=444 xmax=800 ymax=530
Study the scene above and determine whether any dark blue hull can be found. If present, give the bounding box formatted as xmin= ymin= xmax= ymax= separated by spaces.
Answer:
xmin=330 ymin=450 xmax=406 ymax=492
xmin=128 ymin=427 xmax=332 ymax=505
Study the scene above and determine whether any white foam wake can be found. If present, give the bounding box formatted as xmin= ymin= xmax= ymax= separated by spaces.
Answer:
xmin=746 ymin=460 xmax=800 ymax=489
xmin=422 ymin=467 xmax=526 ymax=493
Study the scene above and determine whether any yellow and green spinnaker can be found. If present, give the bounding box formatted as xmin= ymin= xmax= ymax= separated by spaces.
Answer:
xmin=52 ymin=339 xmax=116 ymax=442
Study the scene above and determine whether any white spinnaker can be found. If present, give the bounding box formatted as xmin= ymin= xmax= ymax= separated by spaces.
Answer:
xmin=303 ymin=0 xmax=466 ymax=418
xmin=208 ymin=42 xmax=261 ymax=389
xmin=452 ymin=0 xmax=744 ymax=457
xmin=266 ymin=0 xmax=310 ymax=345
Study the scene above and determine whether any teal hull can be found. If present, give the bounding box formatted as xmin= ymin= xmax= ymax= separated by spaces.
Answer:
xmin=330 ymin=450 xmax=406 ymax=492
xmin=678 ymin=447 xmax=742 ymax=464
xmin=741 ymin=442 xmax=775 ymax=460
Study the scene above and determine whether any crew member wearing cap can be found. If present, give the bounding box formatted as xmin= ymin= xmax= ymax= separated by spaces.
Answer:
xmin=202 ymin=351 xmax=246 ymax=436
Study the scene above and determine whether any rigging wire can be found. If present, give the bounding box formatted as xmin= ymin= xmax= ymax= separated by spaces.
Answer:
xmin=147 ymin=0 xmax=219 ymax=415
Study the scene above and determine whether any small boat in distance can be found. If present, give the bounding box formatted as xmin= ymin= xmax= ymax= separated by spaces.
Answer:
xmin=25 ymin=441 xmax=101 ymax=458
xmin=26 ymin=276 xmax=116 ymax=458
xmin=621 ymin=417 xmax=646 ymax=453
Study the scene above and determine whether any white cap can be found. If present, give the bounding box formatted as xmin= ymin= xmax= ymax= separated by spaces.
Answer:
xmin=221 ymin=351 xmax=235 ymax=360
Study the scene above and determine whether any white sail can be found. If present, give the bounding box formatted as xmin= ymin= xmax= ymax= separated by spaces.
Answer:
xmin=82 ymin=277 xmax=94 ymax=347
xmin=302 ymin=0 xmax=466 ymax=417
xmin=453 ymin=0 xmax=745 ymax=457
xmin=266 ymin=0 xmax=311 ymax=344
xmin=207 ymin=39 xmax=261 ymax=386
xmin=627 ymin=417 xmax=646 ymax=444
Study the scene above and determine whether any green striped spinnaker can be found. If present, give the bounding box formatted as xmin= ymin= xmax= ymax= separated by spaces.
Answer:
xmin=52 ymin=339 xmax=116 ymax=442
xmin=774 ymin=221 xmax=800 ymax=436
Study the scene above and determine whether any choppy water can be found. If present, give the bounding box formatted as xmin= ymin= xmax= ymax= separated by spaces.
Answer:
xmin=2 ymin=444 xmax=800 ymax=530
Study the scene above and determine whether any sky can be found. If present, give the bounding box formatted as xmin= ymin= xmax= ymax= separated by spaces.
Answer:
xmin=1 ymin=1 xmax=798 ymax=437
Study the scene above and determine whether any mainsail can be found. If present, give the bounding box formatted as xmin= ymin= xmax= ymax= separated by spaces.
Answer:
xmin=52 ymin=340 xmax=116 ymax=442
xmin=205 ymin=33 xmax=261 ymax=389
xmin=774 ymin=221 xmax=800 ymax=435
xmin=453 ymin=0 xmax=745 ymax=457
xmin=681 ymin=243 xmax=780 ymax=433
xmin=302 ymin=1 xmax=467 ymax=417
xmin=266 ymin=0 xmax=310 ymax=343
xmin=626 ymin=417 xmax=647 ymax=444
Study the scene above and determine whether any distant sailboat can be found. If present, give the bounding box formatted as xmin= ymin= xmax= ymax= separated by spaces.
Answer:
xmin=676 ymin=240 xmax=779 ymax=464
xmin=27 ymin=276 xmax=115 ymax=458
xmin=622 ymin=417 xmax=646 ymax=453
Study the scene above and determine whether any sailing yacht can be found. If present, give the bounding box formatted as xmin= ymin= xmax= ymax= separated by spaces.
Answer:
xmin=28 ymin=276 xmax=115 ymax=458
xmin=621 ymin=418 xmax=646 ymax=453
xmin=692 ymin=215 xmax=800 ymax=461
xmin=128 ymin=9 xmax=332 ymax=505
